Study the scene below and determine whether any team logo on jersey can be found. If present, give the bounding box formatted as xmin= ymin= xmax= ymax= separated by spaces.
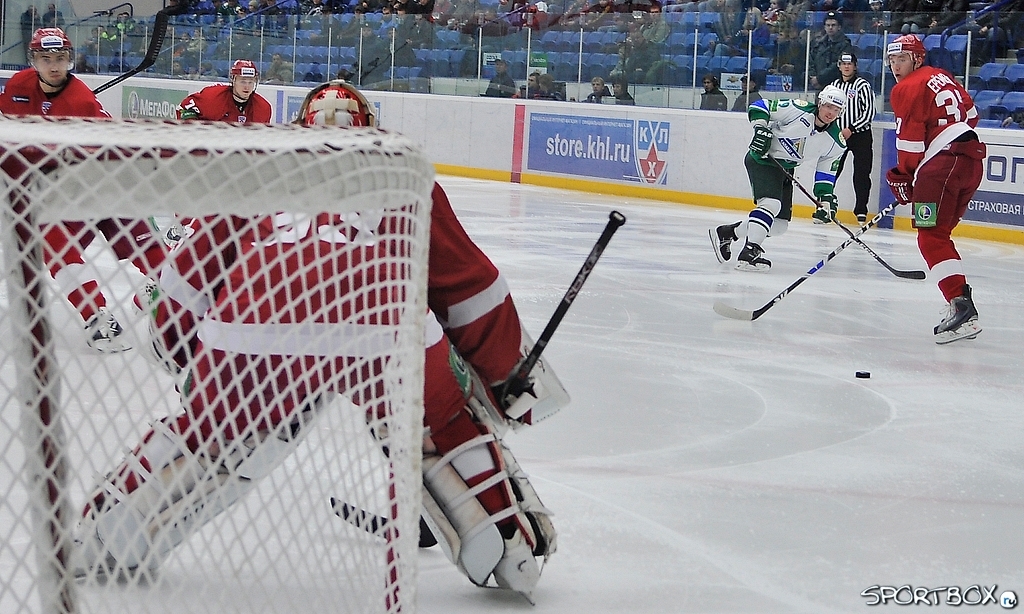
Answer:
xmin=41 ymin=101 xmax=52 ymax=114
xmin=633 ymin=120 xmax=669 ymax=184
xmin=237 ymin=116 xmax=247 ymax=123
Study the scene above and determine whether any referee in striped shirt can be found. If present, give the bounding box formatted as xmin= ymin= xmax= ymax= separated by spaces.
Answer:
xmin=830 ymin=52 xmax=876 ymax=224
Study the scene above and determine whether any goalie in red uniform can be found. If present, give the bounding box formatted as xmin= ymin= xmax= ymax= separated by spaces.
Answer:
xmin=0 ymin=27 xmax=167 ymax=352
xmin=885 ymin=34 xmax=987 ymax=344
xmin=176 ymin=59 xmax=272 ymax=123
xmin=73 ymin=81 xmax=565 ymax=601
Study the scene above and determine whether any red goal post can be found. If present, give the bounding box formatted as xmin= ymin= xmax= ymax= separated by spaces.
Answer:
xmin=0 ymin=117 xmax=434 ymax=614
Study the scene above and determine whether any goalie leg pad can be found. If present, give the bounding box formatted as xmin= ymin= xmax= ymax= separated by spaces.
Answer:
xmin=423 ymin=408 xmax=556 ymax=596
xmin=73 ymin=399 xmax=324 ymax=577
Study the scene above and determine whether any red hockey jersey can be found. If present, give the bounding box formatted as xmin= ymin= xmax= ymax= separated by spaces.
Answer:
xmin=890 ymin=66 xmax=978 ymax=178
xmin=176 ymin=84 xmax=272 ymax=123
xmin=0 ymin=68 xmax=109 ymax=118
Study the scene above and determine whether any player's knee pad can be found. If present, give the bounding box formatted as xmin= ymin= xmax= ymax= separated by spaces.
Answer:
xmin=421 ymin=413 xmax=555 ymax=596
xmin=768 ymin=218 xmax=789 ymax=237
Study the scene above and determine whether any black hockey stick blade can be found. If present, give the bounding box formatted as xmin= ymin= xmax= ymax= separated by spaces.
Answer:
xmin=501 ymin=210 xmax=626 ymax=401
xmin=713 ymin=202 xmax=899 ymax=321
xmin=93 ymin=3 xmax=188 ymax=95
xmin=767 ymin=156 xmax=925 ymax=280
xmin=330 ymin=498 xmax=437 ymax=547
xmin=330 ymin=497 xmax=386 ymax=534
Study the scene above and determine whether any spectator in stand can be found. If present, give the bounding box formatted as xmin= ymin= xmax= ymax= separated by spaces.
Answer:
xmin=959 ymin=0 xmax=1024 ymax=65
xmin=613 ymin=22 xmax=659 ymax=83
xmin=738 ymin=5 xmax=772 ymax=57
xmin=863 ymin=0 xmax=888 ymax=34
xmin=263 ymin=52 xmax=294 ymax=83
xmin=484 ymin=58 xmax=517 ymax=97
xmin=409 ymin=0 xmax=435 ymax=14
xmin=42 ymin=2 xmax=64 ymax=27
xmin=700 ymin=74 xmax=729 ymax=110
xmin=20 ymin=5 xmax=40 ymax=61
xmin=641 ymin=3 xmax=670 ymax=47
xmin=585 ymin=76 xmax=612 ymax=102
xmin=357 ymin=24 xmax=391 ymax=85
xmin=536 ymin=72 xmax=564 ymax=100
xmin=925 ymin=0 xmax=968 ymax=35
xmin=513 ymin=71 xmax=541 ymax=98
xmin=613 ymin=78 xmax=635 ymax=104
xmin=900 ymin=0 xmax=941 ymax=34
xmin=706 ymin=0 xmax=742 ymax=57
xmin=808 ymin=11 xmax=853 ymax=90
xmin=731 ymin=74 xmax=762 ymax=111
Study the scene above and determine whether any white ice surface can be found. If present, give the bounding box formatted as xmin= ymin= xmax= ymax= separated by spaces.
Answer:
xmin=415 ymin=176 xmax=1024 ymax=614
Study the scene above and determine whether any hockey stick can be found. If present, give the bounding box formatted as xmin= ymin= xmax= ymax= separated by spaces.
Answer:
xmin=92 ymin=2 xmax=189 ymax=95
xmin=498 ymin=210 xmax=626 ymax=403
xmin=768 ymin=156 xmax=926 ymax=280
xmin=713 ymin=201 xmax=899 ymax=321
xmin=330 ymin=498 xmax=438 ymax=547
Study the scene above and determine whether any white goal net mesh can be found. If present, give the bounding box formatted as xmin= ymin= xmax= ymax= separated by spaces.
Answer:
xmin=0 ymin=117 xmax=434 ymax=614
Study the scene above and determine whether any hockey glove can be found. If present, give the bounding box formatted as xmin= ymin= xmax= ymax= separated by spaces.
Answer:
xmin=886 ymin=167 xmax=914 ymax=204
xmin=749 ymin=124 xmax=773 ymax=158
xmin=818 ymin=193 xmax=838 ymax=223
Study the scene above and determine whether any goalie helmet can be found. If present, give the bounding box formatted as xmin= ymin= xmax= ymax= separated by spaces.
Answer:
xmin=817 ymin=84 xmax=847 ymax=112
xmin=29 ymin=27 xmax=74 ymax=69
xmin=296 ymin=80 xmax=375 ymax=127
xmin=886 ymin=34 xmax=926 ymax=64
xmin=229 ymin=59 xmax=258 ymax=79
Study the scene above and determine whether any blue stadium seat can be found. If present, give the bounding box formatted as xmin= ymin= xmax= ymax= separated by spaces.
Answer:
xmin=1006 ymin=63 xmax=1024 ymax=90
xmin=976 ymin=118 xmax=1005 ymax=128
xmin=977 ymin=63 xmax=1009 ymax=91
xmin=988 ymin=90 xmax=1024 ymax=121
xmin=972 ymin=90 xmax=1004 ymax=119
xmin=725 ymin=56 xmax=747 ymax=73
xmin=857 ymin=33 xmax=882 ymax=57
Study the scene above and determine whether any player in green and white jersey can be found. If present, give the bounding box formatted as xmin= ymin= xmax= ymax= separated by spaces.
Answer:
xmin=711 ymin=85 xmax=848 ymax=271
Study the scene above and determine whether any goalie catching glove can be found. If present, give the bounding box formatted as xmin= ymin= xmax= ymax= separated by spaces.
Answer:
xmin=886 ymin=167 xmax=914 ymax=204
xmin=749 ymin=123 xmax=773 ymax=158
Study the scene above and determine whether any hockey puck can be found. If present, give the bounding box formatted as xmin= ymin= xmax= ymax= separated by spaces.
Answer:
xmin=855 ymin=371 xmax=871 ymax=379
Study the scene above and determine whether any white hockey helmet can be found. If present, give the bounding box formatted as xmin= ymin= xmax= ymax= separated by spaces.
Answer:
xmin=817 ymin=84 xmax=847 ymax=112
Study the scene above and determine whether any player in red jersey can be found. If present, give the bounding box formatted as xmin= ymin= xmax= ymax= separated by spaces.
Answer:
xmin=0 ymin=27 xmax=167 ymax=352
xmin=73 ymin=81 xmax=563 ymax=600
xmin=885 ymin=34 xmax=987 ymax=344
xmin=176 ymin=59 xmax=272 ymax=123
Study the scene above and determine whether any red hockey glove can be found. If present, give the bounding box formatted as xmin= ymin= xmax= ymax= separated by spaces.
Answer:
xmin=886 ymin=167 xmax=914 ymax=204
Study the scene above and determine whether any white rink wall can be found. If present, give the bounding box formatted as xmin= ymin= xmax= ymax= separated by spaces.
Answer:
xmin=4 ymin=71 xmax=1023 ymax=243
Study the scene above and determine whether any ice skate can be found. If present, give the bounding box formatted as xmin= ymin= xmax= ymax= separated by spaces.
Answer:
xmin=856 ymin=214 xmax=867 ymax=226
xmin=85 ymin=307 xmax=132 ymax=353
xmin=934 ymin=284 xmax=981 ymax=344
xmin=735 ymin=241 xmax=771 ymax=272
xmin=710 ymin=222 xmax=740 ymax=263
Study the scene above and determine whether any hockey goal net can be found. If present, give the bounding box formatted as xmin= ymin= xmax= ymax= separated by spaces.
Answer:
xmin=0 ymin=117 xmax=434 ymax=614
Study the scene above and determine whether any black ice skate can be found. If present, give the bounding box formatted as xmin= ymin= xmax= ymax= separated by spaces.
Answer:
xmin=710 ymin=222 xmax=740 ymax=263
xmin=934 ymin=284 xmax=981 ymax=344
xmin=735 ymin=241 xmax=771 ymax=272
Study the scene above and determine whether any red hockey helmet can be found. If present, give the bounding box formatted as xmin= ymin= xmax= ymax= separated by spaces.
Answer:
xmin=30 ymin=27 xmax=73 ymax=53
xmin=29 ymin=27 xmax=74 ymax=71
xmin=296 ymin=80 xmax=375 ymax=127
xmin=230 ymin=59 xmax=258 ymax=79
xmin=886 ymin=34 xmax=925 ymax=64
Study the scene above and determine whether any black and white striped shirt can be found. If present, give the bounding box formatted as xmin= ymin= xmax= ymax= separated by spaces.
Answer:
xmin=830 ymin=75 xmax=875 ymax=134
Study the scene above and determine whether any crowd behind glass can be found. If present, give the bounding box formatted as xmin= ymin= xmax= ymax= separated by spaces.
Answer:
xmin=7 ymin=0 xmax=1024 ymax=124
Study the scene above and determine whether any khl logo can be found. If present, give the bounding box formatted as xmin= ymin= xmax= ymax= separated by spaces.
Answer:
xmin=634 ymin=120 xmax=669 ymax=185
